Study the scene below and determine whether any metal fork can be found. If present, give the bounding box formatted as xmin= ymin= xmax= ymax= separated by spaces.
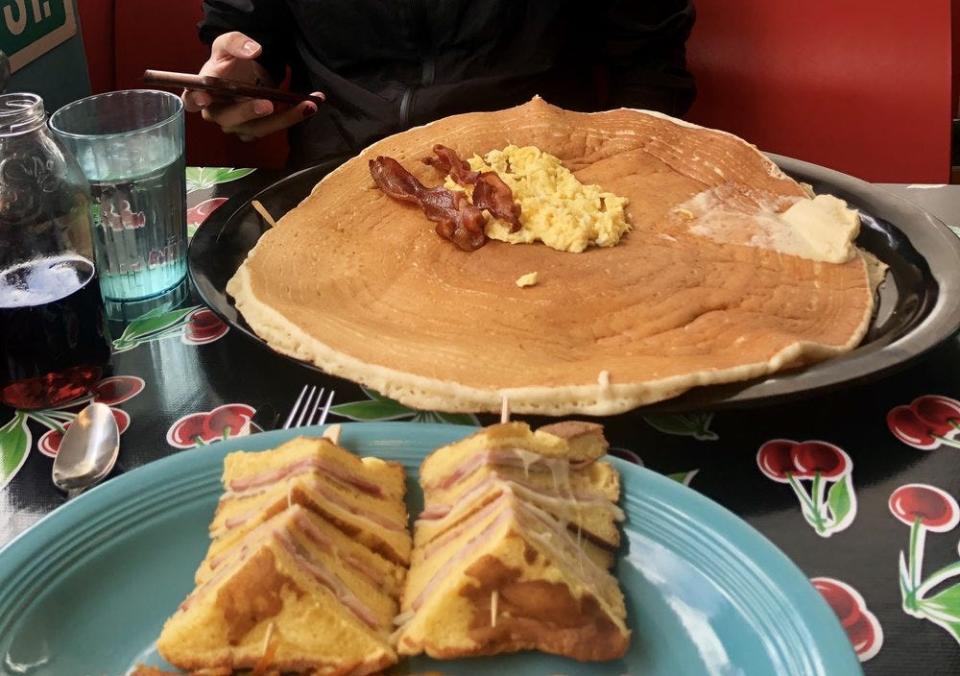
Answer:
xmin=282 ymin=385 xmax=336 ymax=429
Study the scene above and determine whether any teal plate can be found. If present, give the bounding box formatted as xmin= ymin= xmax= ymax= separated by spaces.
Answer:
xmin=0 ymin=424 xmax=861 ymax=675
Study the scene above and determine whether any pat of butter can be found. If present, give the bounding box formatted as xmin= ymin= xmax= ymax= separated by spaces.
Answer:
xmin=684 ymin=190 xmax=860 ymax=264
xmin=516 ymin=271 xmax=539 ymax=287
xmin=779 ymin=195 xmax=860 ymax=263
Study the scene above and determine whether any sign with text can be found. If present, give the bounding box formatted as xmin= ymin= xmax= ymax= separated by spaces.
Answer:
xmin=0 ymin=0 xmax=76 ymax=73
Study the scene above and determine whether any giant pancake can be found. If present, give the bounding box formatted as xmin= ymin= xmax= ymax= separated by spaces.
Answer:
xmin=228 ymin=97 xmax=873 ymax=415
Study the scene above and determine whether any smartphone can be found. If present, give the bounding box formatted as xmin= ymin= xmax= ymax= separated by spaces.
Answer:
xmin=143 ymin=69 xmax=325 ymax=106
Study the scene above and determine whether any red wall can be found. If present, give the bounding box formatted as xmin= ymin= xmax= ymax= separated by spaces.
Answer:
xmin=78 ymin=0 xmax=287 ymax=168
xmin=79 ymin=1 xmax=953 ymax=180
xmin=687 ymin=1 xmax=953 ymax=183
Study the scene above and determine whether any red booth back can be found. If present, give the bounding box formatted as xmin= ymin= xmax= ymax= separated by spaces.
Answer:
xmin=78 ymin=0 xmax=287 ymax=168
xmin=686 ymin=1 xmax=953 ymax=183
xmin=78 ymin=1 xmax=953 ymax=180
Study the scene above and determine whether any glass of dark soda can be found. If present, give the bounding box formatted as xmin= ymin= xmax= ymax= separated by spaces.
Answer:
xmin=0 ymin=93 xmax=112 ymax=410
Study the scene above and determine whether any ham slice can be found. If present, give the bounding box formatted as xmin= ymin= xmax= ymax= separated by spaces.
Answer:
xmin=226 ymin=455 xmax=383 ymax=497
xmin=419 ymin=492 xmax=508 ymax=560
xmin=293 ymin=510 xmax=386 ymax=588
xmin=276 ymin=532 xmax=383 ymax=630
xmin=212 ymin=478 xmax=405 ymax=540
xmin=410 ymin=506 xmax=514 ymax=612
xmin=427 ymin=447 xmax=578 ymax=491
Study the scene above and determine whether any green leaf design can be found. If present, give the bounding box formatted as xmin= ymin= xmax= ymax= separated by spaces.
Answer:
xmin=186 ymin=167 xmax=256 ymax=192
xmin=643 ymin=412 xmax=718 ymax=441
xmin=112 ymin=306 xmax=197 ymax=350
xmin=0 ymin=412 xmax=32 ymax=489
xmin=185 ymin=167 xmax=211 ymax=192
xmin=666 ymin=469 xmax=700 ymax=486
xmin=331 ymin=399 xmax=414 ymax=421
xmin=924 ymin=583 xmax=960 ymax=621
xmin=433 ymin=411 xmax=481 ymax=426
xmin=950 ymin=224 xmax=960 ymax=240
xmin=349 ymin=388 xmax=479 ymax=425
xmin=361 ymin=387 xmax=394 ymax=403
xmin=826 ymin=473 xmax=854 ymax=528
xmin=899 ymin=551 xmax=912 ymax=607
xmin=934 ymin=620 xmax=960 ymax=646
xmin=214 ymin=168 xmax=256 ymax=183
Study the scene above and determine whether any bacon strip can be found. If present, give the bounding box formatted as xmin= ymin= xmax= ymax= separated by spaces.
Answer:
xmin=422 ymin=144 xmax=479 ymax=185
xmin=473 ymin=171 xmax=522 ymax=232
xmin=423 ymin=145 xmax=521 ymax=232
xmin=369 ymin=156 xmax=486 ymax=251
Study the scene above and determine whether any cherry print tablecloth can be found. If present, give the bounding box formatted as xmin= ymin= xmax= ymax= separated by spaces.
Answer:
xmin=3 ymin=173 xmax=960 ymax=675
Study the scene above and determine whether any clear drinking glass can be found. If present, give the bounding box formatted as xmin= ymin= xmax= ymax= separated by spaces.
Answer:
xmin=49 ymin=90 xmax=188 ymax=317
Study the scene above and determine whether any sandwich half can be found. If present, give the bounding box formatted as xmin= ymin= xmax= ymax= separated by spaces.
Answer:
xmin=396 ymin=421 xmax=630 ymax=661
xmin=158 ymin=436 xmax=411 ymax=675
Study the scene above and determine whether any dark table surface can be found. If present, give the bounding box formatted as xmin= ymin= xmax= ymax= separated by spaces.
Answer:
xmin=3 ymin=170 xmax=960 ymax=675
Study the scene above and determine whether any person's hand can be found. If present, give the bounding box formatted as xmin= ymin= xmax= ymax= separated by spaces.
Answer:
xmin=182 ymin=31 xmax=320 ymax=142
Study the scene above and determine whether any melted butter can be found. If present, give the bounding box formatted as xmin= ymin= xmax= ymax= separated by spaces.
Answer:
xmin=683 ymin=189 xmax=860 ymax=263
xmin=445 ymin=145 xmax=630 ymax=253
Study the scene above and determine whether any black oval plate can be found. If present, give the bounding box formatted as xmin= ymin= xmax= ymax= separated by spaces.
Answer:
xmin=188 ymin=155 xmax=960 ymax=413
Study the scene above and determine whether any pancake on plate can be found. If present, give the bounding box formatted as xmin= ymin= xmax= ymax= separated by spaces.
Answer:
xmin=228 ymin=97 xmax=873 ymax=415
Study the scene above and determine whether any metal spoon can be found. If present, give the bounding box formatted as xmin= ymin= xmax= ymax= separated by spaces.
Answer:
xmin=52 ymin=403 xmax=120 ymax=499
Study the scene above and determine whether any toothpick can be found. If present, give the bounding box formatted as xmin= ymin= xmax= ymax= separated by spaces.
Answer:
xmin=500 ymin=395 xmax=510 ymax=423
xmin=252 ymin=621 xmax=277 ymax=674
xmin=251 ymin=199 xmax=278 ymax=228
xmin=322 ymin=423 xmax=342 ymax=445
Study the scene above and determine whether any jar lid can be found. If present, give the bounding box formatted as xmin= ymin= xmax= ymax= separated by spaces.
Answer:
xmin=0 ymin=93 xmax=44 ymax=136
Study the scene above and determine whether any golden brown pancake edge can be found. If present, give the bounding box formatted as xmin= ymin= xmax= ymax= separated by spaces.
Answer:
xmin=227 ymin=97 xmax=873 ymax=415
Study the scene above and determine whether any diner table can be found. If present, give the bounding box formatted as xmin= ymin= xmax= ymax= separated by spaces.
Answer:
xmin=2 ymin=167 xmax=960 ymax=676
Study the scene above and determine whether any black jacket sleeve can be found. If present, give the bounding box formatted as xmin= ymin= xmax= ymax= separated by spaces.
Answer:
xmin=199 ymin=0 xmax=294 ymax=84
xmin=601 ymin=0 xmax=696 ymax=115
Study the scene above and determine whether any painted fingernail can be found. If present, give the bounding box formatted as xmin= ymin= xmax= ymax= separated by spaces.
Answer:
xmin=254 ymin=100 xmax=272 ymax=115
xmin=303 ymin=104 xmax=317 ymax=118
xmin=241 ymin=40 xmax=259 ymax=56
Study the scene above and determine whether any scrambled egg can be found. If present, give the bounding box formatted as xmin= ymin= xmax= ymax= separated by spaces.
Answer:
xmin=445 ymin=145 xmax=630 ymax=253
xmin=515 ymin=271 xmax=539 ymax=287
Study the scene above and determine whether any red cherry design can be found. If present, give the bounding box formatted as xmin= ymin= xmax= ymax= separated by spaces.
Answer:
xmin=38 ymin=408 xmax=130 ymax=457
xmin=811 ymin=577 xmax=882 ymax=662
xmin=186 ymin=197 xmax=228 ymax=226
xmin=846 ymin=615 xmax=880 ymax=659
xmin=791 ymin=441 xmax=849 ymax=480
xmin=912 ymin=395 xmax=960 ymax=433
xmin=887 ymin=406 xmax=937 ymax=448
xmin=812 ymin=578 xmax=862 ymax=628
xmin=166 ymin=404 xmax=256 ymax=449
xmin=889 ymin=483 xmax=960 ymax=532
xmin=183 ymin=308 xmax=228 ymax=344
xmin=92 ymin=376 xmax=145 ymax=406
xmin=202 ymin=404 xmax=254 ymax=441
xmin=757 ymin=439 xmax=797 ymax=482
xmin=167 ymin=412 xmax=208 ymax=448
